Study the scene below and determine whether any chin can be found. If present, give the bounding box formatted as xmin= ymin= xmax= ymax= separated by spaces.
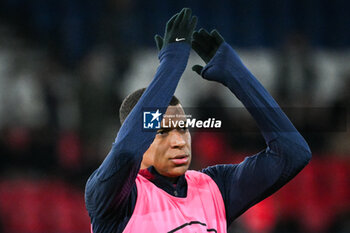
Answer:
xmin=169 ymin=165 xmax=189 ymax=177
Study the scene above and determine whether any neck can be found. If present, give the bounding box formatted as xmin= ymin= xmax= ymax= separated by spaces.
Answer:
xmin=166 ymin=176 xmax=179 ymax=184
xmin=149 ymin=166 xmax=181 ymax=184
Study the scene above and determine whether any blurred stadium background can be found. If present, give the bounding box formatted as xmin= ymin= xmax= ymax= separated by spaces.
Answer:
xmin=0 ymin=0 xmax=349 ymax=232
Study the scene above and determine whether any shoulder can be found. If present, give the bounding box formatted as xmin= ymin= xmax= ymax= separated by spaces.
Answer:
xmin=186 ymin=169 xmax=209 ymax=178
xmin=185 ymin=170 xmax=217 ymax=184
xmin=201 ymin=164 xmax=238 ymax=178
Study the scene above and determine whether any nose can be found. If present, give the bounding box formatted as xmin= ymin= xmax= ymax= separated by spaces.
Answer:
xmin=169 ymin=130 xmax=186 ymax=148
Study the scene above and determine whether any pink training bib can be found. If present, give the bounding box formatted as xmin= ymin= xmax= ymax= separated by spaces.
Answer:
xmin=123 ymin=170 xmax=227 ymax=233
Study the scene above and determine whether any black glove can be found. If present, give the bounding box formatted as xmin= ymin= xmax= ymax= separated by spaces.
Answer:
xmin=191 ymin=28 xmax=224 ymax=75
xmin=154 ymin=8 xmax=197 ymax=51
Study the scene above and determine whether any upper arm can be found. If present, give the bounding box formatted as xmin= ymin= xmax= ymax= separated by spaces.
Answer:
xmin=203 ymin=135 xmax=311 ymax=225
xmin=88 ymin=184 xmax=138 ymax=233
xmin=85 ymin=145 xmax=143 ymax=219
xmin=202 ymin=150 xmax=283 ymax=224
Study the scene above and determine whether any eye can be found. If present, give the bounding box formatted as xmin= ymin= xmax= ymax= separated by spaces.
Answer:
xmin=156 ymin=129 xmax=168 ymax=135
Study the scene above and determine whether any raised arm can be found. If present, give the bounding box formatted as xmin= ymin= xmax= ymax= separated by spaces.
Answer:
xmin=85 ymin=9 xmax=197 ymax=220
xmin=192 ymin=29 xmax=311 ymax=225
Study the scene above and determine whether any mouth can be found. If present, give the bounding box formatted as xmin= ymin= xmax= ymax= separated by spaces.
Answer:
xmin=170 ymin=154 xmax=189 ymax=165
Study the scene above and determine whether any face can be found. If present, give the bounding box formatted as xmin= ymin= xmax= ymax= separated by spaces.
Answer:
xmin=141 ymin=104 xmax=191 ymax=178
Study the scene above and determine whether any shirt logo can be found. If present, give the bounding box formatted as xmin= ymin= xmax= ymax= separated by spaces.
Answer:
xmin=143 ymin=109 xmax=162 ymax=129
xmin=168 ymin=221 xmax=217 ymax=233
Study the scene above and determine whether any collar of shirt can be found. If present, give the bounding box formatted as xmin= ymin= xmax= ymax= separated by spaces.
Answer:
xmin=138 ymin=166 xmax=188 ymax=197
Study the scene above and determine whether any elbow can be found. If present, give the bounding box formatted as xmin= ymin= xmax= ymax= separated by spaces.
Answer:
xmin=274 ymin=135 xmax=312 ymax=169
xmin=298 ymin=138 xmax=312 ymax=165
xmin=299 ymin=148 xmax=312 ymax=168
xmin=278 ymin=144 xmax=312 ymax=182
xmin=288 ymin=141 xmax=312 ymax=171
xmin=305 ymin=147 xmax=312 ymax=161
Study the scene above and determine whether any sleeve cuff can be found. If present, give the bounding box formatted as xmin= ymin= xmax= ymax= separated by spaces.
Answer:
xmin=158 ymin=42 xmax=191 ymax=61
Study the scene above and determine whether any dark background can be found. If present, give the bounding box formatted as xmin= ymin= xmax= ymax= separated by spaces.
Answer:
xmin=0 ymin=1 xmax=349 ymax=232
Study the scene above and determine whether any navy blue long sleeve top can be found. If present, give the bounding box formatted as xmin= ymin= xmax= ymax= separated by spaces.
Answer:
xmin=85 ymin=42 xmax=311 ymax=233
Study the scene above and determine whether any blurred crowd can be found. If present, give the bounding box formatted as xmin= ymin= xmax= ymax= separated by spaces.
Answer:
xmin=0 ymin=1 xmax=349 ymax=233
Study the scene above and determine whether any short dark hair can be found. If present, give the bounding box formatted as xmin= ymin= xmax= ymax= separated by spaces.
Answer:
xmin=119 ymin=88 xmax=180 ymax=125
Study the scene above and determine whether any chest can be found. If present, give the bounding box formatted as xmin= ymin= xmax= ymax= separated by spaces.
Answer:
xmin=123 ymin=171 xmax=227 ymax=233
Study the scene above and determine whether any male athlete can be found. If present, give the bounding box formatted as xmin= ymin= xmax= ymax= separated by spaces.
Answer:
xmin=85 ymin=8 xmax=311 ymax=233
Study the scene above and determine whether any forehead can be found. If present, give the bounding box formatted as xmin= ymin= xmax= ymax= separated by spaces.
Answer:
xmin=164 ymin=104 xmax=185 ymax=116
xmin=161 ymin=104 xmax=187 ymax=127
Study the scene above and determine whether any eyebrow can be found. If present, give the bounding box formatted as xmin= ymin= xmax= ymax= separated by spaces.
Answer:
xmin=158 ymin=128 xmax=171 ymax=132
xmin=158 ymin=125 xmax=188 ymax=131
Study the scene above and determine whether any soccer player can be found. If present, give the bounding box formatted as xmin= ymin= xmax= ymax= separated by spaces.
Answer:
xmin=85 ymin=8 xmax=311 ymax=233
